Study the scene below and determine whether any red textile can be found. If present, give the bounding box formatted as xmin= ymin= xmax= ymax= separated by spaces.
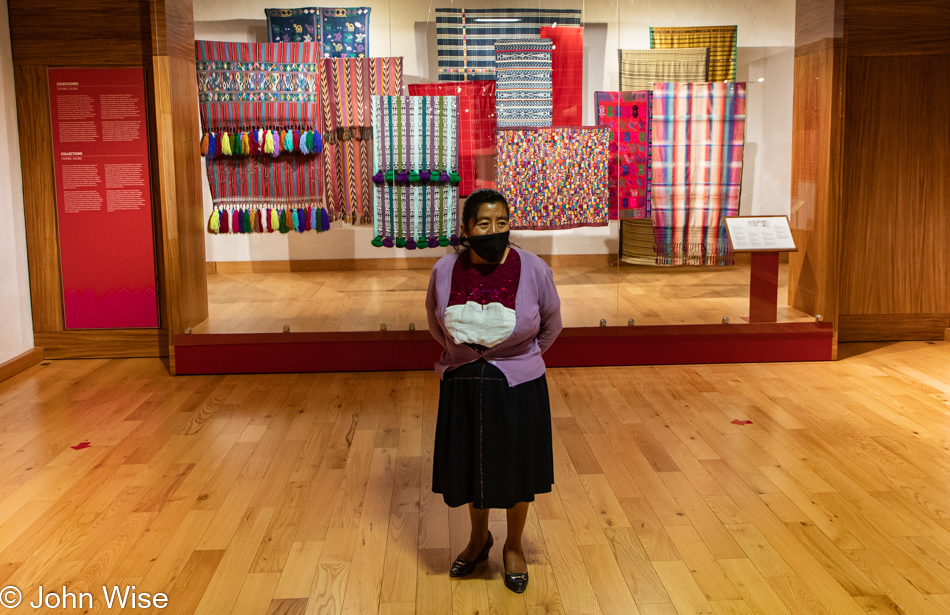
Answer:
xmin=541 ymin=26 xmax=584 ymax=126
xmin=448 ymin=249 xmax=521 ymax=309
xmin=408 ymin=81 xmax=497 ymax=196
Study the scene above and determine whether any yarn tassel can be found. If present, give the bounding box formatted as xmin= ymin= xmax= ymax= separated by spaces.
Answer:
xmin=284 ymin=130 xmax=294 ymax=153
xmin=371 ymin=236 xmax=383 ymax=247
xmin=284 ymin=208 xmax=293 ymax=231
xmin=264 ymin=130 xmax=275 ymax=154
xmin=270 ymin=208 xmax=279 ymax=233
xmin=449 ymin=171 xmax=461 ymax=185
xmin=438 ymin=171 xmax=449 ymax=183
xmin=230 ymin=133 xmax=238 ymax=155
xmin=221 ymin=132 xmax=232 ymax=156
xmin=320 ymin=207 xmax=330 ymax=231
xmin=312 ymin=131 xmax=322 ymax=154
xmin=408 ymin=170 xmax=421 ymax=182
xmin=416 ymin=236 xmax=427 ymax=249
xmin=243 ymin=208 xmax=251 ymax=233
xmin=372 ymin=171 xmax=384 ymax=184
xmin=231 ymin=209 xmax=240 ymax=233
xmin=278 ymin=209 xmax=289 ymax=233
xmin=207 ymin=133 xmax=216 ymax=159
xmin=299 ymin=131 xmax=309 ymax=155
xmin=200 ymin=132 xmax=209 ymax=156
xmin=406 ymin=237 xmax=417 ymax=250
xmin=242 ymin=132 xmax=251 ymax=155
xmin=208 ymin=207 xmax=220 ymax=233
xmin=234 ymin=132 xmax=243 ymax=156
xmin=256 ymin=208 xmax=264 ymax=232
xmin=272 ymin=130 xmax=281 ymax=156
xmin=382 ymin=236 xmax=395 ymax=248
xmin=310 ymin=205 xmax=318 ymax=231
xmin=220 ymin=208 xmax=230 ymax=233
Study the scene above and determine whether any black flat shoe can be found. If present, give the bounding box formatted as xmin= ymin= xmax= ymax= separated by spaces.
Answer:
xmin=450 ymin=532 xmax=493 ymax=577
xmin=503 ymin=552 xmax=529 ymax=593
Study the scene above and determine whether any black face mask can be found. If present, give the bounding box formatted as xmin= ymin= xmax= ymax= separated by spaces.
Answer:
xmin=468 ymin=231 xmax=510 ymax=263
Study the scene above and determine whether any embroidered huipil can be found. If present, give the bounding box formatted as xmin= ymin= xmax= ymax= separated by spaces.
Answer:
xmin=426 ymin=248 xmax=562 ymax=387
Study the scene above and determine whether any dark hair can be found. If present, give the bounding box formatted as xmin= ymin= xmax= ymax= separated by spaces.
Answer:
xmin=457 ymin=189 xmax=511 ymax=250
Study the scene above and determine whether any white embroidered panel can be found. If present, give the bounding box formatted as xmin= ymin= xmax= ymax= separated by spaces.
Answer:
xmin=445 ymin=302 xmax=516 ymax=348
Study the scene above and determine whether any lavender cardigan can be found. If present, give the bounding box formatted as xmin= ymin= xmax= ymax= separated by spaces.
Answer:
xmin=426 ymin=248 xmax=563 ymax=387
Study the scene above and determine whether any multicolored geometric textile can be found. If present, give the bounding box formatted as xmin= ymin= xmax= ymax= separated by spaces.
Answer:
xmin=196 ymin=41 xmax=320 ymax=132
xmin=651 ymin=82 xmax=746 ymax=265
xmin=265 ymin=8 xmax=319 ymax=43
xmin=321 ymin=7 xmax=370 ymax=58
xmin=650 ymin=26 xmax=738 ymax=82
xmin=370 ymin=95 xmax=461 ymax=249
xmin=496 ymin=127 xmax=610 ymax=230
xmin=619 ymin=48 xmax=709 ymax=91
xmin=495 ymin=39 xmax=552 ymax=128
xmin=541 ymin=26 xmax=583 ymax=125
xmin=435 ymin=8 xmax=581 ymax=82
xmin=319 ymin=58 xmax=403 ymax=222
xmin=196 ymin=41 xmax=324 ymax=226
xmin=408 ymin=81 xmax=497 ymax=196
xmin=595 ymin=91 xmax=652 ymax=220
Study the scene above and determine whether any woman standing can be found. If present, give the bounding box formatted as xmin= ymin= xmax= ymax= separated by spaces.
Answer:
xmin=425 ymin=189 xmax=562 ymax=593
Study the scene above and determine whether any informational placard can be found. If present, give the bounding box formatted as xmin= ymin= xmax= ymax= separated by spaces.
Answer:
xmin=724 ymin=216 xmax=798 ymax=252
xmin=49 ymin=68 xmax=158 ymax=329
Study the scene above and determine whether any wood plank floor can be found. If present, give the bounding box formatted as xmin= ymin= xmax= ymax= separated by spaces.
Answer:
xmin=1 ymin=342 xmax=949 ymax=614
xmin=194 ymin=261 xmax=811 ymax=334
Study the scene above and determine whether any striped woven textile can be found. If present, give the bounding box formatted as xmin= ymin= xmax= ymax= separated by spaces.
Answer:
xmin=370 ymin=95 xmax=460 ymax=249
xmin=435 ymin=8 xmax=581 ymax=82
xmin=495 ymin=39 xmax=552 ymax=128
xmin=651 ymin=82 xmax=746 ymax=266
xmin=496 ymin=127 xmax=610 ymax=230
xmin=320 ymin=7 xmax=370 ymax=58
xmin=196 ymin=41 xmax=324 ymax=221
xmin=408 ymin=81 xmax=496 ymax=197
xmin=320 ymin=58 xmax=403 ymax=222
xmin=618 ymin=48 xmax=709 ymax=91
xmin=265 ymin=8 xmax=319 ymax=43
xmin=541 ymin=26 xmax=584 ymax=125
xmin=595 ymin=91 xmax=652 ymax=220
xmin=650 ymin=26 xmax=737 ymax=82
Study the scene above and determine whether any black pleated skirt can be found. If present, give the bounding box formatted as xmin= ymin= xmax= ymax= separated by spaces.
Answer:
xmin=432 ymin=361 xmax=554 ymax=509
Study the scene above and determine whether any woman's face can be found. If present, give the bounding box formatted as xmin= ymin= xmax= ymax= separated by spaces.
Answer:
xmin=466 ymin=201 xmax=510 ymax=237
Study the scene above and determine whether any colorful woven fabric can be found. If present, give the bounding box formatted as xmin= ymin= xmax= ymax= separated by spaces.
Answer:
xmin=321 ymin=7 xmax=370 ymax=58
xmin=496 ymin=127 xmax=610 ymax=230
xmin=320 ymin=58 xmax=403 ymax=222
xmin=650 ymin=26 xmax=737 ymax=82
xmin=495 ymin=39 xmax=552 ymax=128
xmin=596 ymin=91 xmax=652 ymax=220
xmin=619 ymin=48 xmax=709 ymax=91
xmin=435 ymin=8 xmax=581 ymax=82
xmin=265 ymin=8 xmax=319 ymax=43
xmin=370 ymin=95 xmax=460 ymax=249
xmin=541 ymin=26 xmax=583 ymax=125
xmin=408 ymin=81 xmax=497 ymax=196
xmin=196 ymin=41 xmax=324 ymax=224
xmin=651 ymin=82 xmax=746 ymax=265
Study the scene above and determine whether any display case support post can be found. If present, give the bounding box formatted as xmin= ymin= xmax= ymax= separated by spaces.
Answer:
xmin=749 ymin=251 xmax=780 ymax=323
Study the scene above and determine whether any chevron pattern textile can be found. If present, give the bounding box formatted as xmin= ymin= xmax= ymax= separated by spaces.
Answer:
xmin=320 ymin=57 xmax=403 ymax=222
xmin=265 ymin=7 xmax=319 ymax=43
xmin=651 ymin=82 xmax=746 ymax=266
xmin=494 ymin=39 xmax=552 ymax=128
xmin=618 ymin=48 xmax=709 ymax=91
xmin=408 ymin=81 xmax=497 ymax=197
xmin=370 ymin=95 xmax=460 ymax=249
xmin=541 ymin=26 xmax=584 ymax=125
xmin=650 ymin=25 xmax=737 ymax=82
xmin=435 ymin=8 xmax=581 ymax=82
xmin=496 ymin=127 xmax=610 ymax=230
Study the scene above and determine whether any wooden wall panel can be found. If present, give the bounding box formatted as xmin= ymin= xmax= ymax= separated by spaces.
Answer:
xmin=8 ymin=0 xmax=151 ymax=66
xmin=787 ymin=46 xmax=846 ymax=324
xmin=838 ymin=56 xmax=950 ymax=318
xmin=14 ymin=65 xmax=62 ymax=333
xmin=35 ymin=331 xmax=164 ymax=359
xmin=150 ymin=0 xmax=197 ymax=60
xmin=796 ymin=0 xmax=844 ymax=50
xmin=839 ymin=314 xmax=950 ymax=342
xmin=845 ymin=0 xmax=950 ymax=56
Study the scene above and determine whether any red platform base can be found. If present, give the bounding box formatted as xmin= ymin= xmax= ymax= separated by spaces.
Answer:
xmin=173 ymin=322 xmax=833 ymax=375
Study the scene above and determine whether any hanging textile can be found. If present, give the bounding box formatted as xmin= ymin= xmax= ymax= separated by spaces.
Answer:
xmin=595 ymin=91 xmax=652 ymax=221
xmin=618 ymin=48 xmax=710 ymax=91
xmin=320 ymin=57 xmax=403 ymax=222
xmin=651 ymin=82 xmax=746 ymax=266
xmin=321 ymin=7 xmax=370 ymax=58
xmin=495 ymin=39 xmax=553 ymax=129
xmin=196 ymin=41 xmax=326 ymax=234
xmin=541 ymin=26 xmax=583 ymax=126
xmin=435 ymin=8 xmax=581 ymax=82
xmin=496 ymin=127 xmax=610 ymax=230
xmin=265 ymin=8 xmax=319 ymax=43
xmin=650 ymin=26 xmax=737 ymax=82
xmin=370 ymin=95 xmax=461 ymax=249
xmin=408 ymin=81 xmax=497 ymax=197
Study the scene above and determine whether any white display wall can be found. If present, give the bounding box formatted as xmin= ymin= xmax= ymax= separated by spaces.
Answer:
xmin=194 ymin=0 xmax=794 ymax=262
xmin=0 ymin=0 xmax=34 ymax=363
